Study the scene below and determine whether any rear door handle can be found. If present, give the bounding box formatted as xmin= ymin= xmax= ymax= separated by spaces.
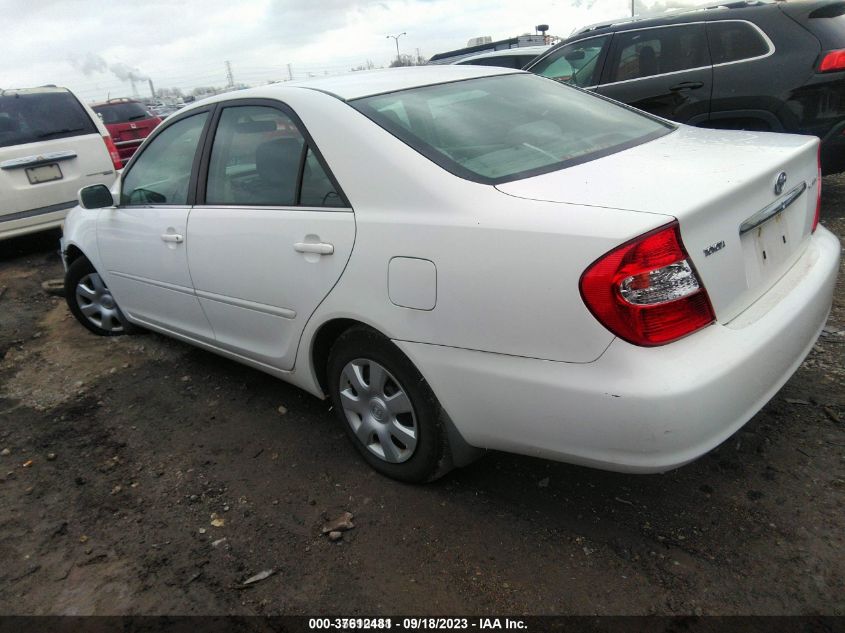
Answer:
xmin=294 ymin=242 xmax=334 ymax=255
xmin=161 ymin=233 xmax=184 ymax=243
xmin=669 ymin=81 xmax=704 ymax=91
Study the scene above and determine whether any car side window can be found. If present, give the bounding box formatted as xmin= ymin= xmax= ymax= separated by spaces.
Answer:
xmin=206 ymin=105 xmax=305 ymax=206
xmin=608 ymin=24 xmax=709 ymax=83
xmin=121 ymin=112 xmax=208 ymax=205
xmin=300 ymin=148 xmax=344 ymax=207
xmin=530 ymin=36 xmax=610 ymax=87
xmin=707 ymin=21 xmax=770 ymax=64
xmin=206 ymin=104 xmax=345 ymax=208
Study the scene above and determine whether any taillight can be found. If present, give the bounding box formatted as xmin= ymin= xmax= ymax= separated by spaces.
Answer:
xmin=813 ymin=144 xmax=822 ymax=233
xmin=818 ymin=49 xmax=845 ymax=73
xmin=579 ymin=221 xmax=715 ymax=347
xmin=103 ymin=135 xmax=122 ymax=170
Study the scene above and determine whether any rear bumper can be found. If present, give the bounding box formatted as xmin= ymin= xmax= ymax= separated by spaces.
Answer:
xmin=395 ymin=227 xmax=841 ymax=473
xmin=114 ymin=139 xmax=143 ymax=162
xmin=0 ymin=201 xmax=74 ymax=241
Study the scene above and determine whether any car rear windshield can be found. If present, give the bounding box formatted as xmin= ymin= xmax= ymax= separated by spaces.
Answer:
xmin=351 ymin=73 xmax=673 ymax=184
xmin=0 ymin=91 xmax=97 ymax=148
xmin=92 ymin=102 xmax=151 ymax=124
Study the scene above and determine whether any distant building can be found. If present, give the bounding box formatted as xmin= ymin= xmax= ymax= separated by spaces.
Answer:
xmin=466 ymin=36 xmax=493 ymax=47
xmin=428 ymin=34 xmax=551 ymax=65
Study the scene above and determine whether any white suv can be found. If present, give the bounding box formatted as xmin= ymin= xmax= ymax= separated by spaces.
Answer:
xmin=0 ymin=86 xmax=121 ymax=240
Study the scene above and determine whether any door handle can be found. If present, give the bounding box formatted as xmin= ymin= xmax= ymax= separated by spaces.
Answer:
xmin=294 ymin=242 xmax=334 ymax=255
xmin=161 ymin=233 xmax=184 ymax=243
xmin=669 ymin=81 xmax=704 ymax=91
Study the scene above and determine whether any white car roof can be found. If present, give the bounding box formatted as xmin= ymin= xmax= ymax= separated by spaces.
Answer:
xmin=1 ymin=85 xmax=70 ymax=96
xmin=198 ymin=66 xmax=524 ymax=105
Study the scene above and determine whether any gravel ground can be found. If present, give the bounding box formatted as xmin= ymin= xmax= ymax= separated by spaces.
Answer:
xmin=0 ymin=176 xmax=843 ymax=616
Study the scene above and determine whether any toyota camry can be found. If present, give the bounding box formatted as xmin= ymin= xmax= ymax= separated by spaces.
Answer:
xmin=61 ymin=65 xmax=840 ymax=482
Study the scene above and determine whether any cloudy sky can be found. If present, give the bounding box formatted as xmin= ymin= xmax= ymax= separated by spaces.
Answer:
xmin=1 ymin=0 xmax=712 ymax=103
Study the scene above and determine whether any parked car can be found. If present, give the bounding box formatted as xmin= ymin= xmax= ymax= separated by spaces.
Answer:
xmin=0 ymin=86 xmax=121 ymax=241
xmin=92 ymin=98 xmax=162 ymax=162
xmin=61 ymin=66 xmax=839 ymax=482
xmin=150 ymin=104 xmax=184 ymax=119
xmin=526 ymin=0 xmax=845 ymax=173
xmin=453 ymin=45 xmax=552 ymax=69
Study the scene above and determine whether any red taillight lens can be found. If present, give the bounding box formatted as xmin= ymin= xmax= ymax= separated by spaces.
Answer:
xmin=819 ymin=49 xmax=845 ymax=73
xmin=103 ymin=135 xmax=122 ymax=170
xmin=813 ymin=144 xmax=822 ymax=233
xmin=579 ymin=221 xmax=715 ymax=347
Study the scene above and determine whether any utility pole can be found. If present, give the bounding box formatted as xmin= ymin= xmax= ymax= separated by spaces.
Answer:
xmin=631 ymin=0 xmax=635 ymax=17
xmin=386 ymin=32 xmax=407 ymax=65
xmin=225 ymin=60 xmax=234 ymax=89
xmin=287 ymin=63 xmax=293 ymax=81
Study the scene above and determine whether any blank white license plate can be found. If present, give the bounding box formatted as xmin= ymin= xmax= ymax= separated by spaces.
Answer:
xmin=25 ymin=163 xmax=63 ymax=185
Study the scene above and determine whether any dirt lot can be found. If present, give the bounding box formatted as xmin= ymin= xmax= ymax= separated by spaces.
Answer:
xmin=0 ymin=178 xmax=843 ymax=617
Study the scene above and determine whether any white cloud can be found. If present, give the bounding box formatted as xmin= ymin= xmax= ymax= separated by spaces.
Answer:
xmin=0 ymin=0 xmax=714 ymax=102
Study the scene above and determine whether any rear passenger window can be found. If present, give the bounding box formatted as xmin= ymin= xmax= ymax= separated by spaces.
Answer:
xmin=206 ymin=105 xmax=343 ymax=207
xmin=707 ymin=21 xmax=771 ymax=64
xmin=300 ymin=148 xmax=344 ymax=207
xmin=608 ymin=24 xmax=709 ymax=82
xmin=206 ymin=106 xmax=303 ymax=206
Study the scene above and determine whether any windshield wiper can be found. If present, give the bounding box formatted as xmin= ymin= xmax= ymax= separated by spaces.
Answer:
xmin=127 ymin=114 xmax=148 ymax=121
xmin=36 ymin=127 xmax=85 ymax=138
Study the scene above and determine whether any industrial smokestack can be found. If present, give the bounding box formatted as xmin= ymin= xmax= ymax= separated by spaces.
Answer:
xmin=148 ymin=78 xmax=156 ymax=101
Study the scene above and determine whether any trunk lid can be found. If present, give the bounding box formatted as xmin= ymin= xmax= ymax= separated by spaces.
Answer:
xmin=496 ymin=125 xmax=821 ymax=323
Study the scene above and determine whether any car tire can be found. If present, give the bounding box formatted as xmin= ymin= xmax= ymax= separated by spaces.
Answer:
xmin=327 ymin=326 xmax=453 ymax=483
xmin=65 ymin=257 xmax=138 ymax=336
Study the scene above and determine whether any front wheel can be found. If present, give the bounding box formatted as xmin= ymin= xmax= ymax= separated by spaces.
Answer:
xmin=327 ymin=327 xmax=452 ymax=483
xmin=65 ymin=257 xmax=137 ymax=336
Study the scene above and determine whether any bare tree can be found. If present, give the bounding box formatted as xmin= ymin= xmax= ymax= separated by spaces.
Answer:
xmin=389 ymin=54 xmax=424 ymax=68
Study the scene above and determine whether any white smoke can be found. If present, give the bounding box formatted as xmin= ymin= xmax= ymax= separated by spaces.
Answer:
xmin=69 ymin=53 xmax=148 ymax=83
xmin=69 ymin=52 xmax=108 ymax=76
xmin=108 ymin=62 xmax=149 ymax=83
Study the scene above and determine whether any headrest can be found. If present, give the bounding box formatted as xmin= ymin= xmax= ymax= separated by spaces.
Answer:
xmin=255 ymin=137 xmax=303 ymax=184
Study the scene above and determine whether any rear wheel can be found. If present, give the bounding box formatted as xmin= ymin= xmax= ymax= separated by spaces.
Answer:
xmin=65 ymin=257 xmax=137 ymax=336
xmin=327 ymin=327 xmax=452 ymax=483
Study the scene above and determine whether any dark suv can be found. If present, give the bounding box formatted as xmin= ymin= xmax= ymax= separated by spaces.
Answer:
xmin=526 ymin=0 xmax=845 ymax=173
xmin=92 ymin=99 xmax=162 ymax=162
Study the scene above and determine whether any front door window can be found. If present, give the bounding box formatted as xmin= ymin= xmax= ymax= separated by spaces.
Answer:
xmin=121 ymin=112 xmax=208 ymax=205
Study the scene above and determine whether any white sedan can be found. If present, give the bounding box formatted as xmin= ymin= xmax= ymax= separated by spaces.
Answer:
xmin=61 ymin=65 xmax=840 ymax=482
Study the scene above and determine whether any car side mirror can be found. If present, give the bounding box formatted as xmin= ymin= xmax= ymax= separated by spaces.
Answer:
xmin=78 ymin=184 xmax=116 ymax=210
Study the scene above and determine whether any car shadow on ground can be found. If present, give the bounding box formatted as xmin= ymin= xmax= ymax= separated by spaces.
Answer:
xmin=0 ymin=228 xmax=62 ymax=262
